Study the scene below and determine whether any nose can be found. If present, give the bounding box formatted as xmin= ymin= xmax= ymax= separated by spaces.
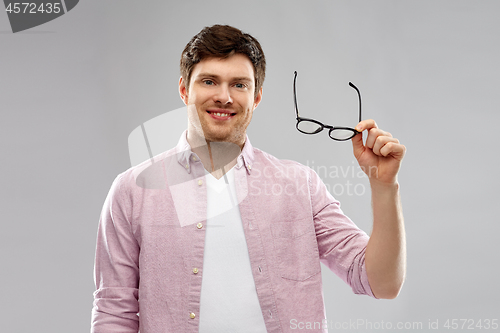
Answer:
xmin=213 ymin=84 xmax=233 ymax=105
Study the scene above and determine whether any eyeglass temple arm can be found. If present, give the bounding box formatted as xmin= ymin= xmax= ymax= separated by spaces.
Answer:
xmin=349 ymin=82 xmax=362 ymax=123
xmin=293 ymin=71 xmax=300 ymax=118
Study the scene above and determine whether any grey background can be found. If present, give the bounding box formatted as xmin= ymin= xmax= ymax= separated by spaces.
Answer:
xmin=1 ymin=0 xmax=499 ymax=332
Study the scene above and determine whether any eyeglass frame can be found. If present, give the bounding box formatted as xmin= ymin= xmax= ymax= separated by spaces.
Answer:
xmin=293 ymin=71 xmax=362 ymax=141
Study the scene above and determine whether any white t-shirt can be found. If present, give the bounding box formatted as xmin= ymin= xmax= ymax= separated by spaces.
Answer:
xmin=198 ymin=167 xmax=267 ymax=333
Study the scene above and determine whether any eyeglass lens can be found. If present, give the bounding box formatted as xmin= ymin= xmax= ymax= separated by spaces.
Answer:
xmin=328 ymin=128 xmax=357 ymax=141
xmin=297 ymin=120 xmax=322 ymax=134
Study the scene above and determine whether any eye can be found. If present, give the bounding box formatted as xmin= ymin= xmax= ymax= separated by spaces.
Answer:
xmin=203 ymin=80 xmax=215 ymax=86
xmin=234 ymin=83 xmax=246 ymax=89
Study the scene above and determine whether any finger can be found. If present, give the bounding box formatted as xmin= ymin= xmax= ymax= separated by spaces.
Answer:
xmin=372 ymin=136 xmax=399 ymax=156
xmin=355 ymin=119 xmax=378 ymax=132
xmin=351 ymin=131 xmax=364 ymax=159
xmin=365 ymin=128 xmax=392 ymax=150
xmin=380 ymin=142 xmax=406 ymax=160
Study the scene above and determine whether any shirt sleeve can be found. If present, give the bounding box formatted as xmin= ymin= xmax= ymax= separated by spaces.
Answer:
xmin=91 ymin=174 xmax=140 ymax=332
xmin=309 ymin=168 xmax=377 ymax=298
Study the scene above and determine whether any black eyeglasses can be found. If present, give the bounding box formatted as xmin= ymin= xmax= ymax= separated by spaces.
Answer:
xmin=293 ymin=71 xmax=362 ymax=141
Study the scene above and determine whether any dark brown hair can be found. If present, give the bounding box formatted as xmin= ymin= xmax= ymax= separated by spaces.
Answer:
xmin=180 ymin=25 xmax=266 ymax=97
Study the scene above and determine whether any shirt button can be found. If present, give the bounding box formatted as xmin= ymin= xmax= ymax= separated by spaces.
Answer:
xmin=198 ymin=179 xmax=203 ymax=186
xmin=189 ymin=312 xmax=196 ymax=319
xmin=185 ymin=164 xmax=189 ymax=169
xmin=248 ymin=164 xmax=252 ymax=170
xmin=193 ymin=268 xmax=199 ymax=274
xmin=196 ymin=222 xmax=203 ymax=229
xmin=192 ymin=156 xmax=197 ymax=161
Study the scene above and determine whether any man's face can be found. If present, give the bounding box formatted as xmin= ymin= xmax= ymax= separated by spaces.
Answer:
xmin=179 ymin=53 xmax=262 ymax=148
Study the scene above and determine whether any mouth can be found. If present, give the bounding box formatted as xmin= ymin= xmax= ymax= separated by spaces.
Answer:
xmin=206 ymin=110 xmax=237 ymax=119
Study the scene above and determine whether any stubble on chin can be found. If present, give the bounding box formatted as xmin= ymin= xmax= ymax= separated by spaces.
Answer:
xmin=187 ymin=103 xmax=249 ymax=148
xmin=202 ymin=126 xmax=244 ymax=146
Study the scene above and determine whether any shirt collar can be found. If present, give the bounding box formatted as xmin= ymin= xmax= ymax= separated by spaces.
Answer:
xmin=176 ymin=130 xmax=255 ymax=175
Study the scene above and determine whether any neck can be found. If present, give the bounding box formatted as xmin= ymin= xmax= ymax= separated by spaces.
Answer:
xmin=187 ymin=131 xmax=243 ymax=179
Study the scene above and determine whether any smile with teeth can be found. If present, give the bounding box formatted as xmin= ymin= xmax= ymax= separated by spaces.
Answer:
xmin=207 ymin=111 xmax=236 ymax=117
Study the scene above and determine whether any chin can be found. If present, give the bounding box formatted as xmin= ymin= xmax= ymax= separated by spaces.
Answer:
xmin=208 ymin=133 xmax=242 ymax=146
xmin=202 ymin=127 xmax=229 ymax=140
xmin=206 ymin=134 xmax=232 ymax=143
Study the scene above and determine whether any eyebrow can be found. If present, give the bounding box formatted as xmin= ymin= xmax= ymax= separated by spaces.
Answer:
xmin=196 ymin=73 xmax=253 ymax=83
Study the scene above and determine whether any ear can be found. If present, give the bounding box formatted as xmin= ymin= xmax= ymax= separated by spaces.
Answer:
xmin=253 ymin=86 xmax=263 ymax=109
xmin=179 ymin=76 xmax=189 ymax=105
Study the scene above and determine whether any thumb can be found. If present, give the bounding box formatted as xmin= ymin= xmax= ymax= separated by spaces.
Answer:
xmin=351 ymin=132 xmax=365 ymax=159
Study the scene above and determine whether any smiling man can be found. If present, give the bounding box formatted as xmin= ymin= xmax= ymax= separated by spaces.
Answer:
xmin=180 ymin=52 xmax=262 ymax=178
xmin=91 ymin=25 xmax=406 ymax=333
xmin=182 ymin=53 xmax=261 ymax=147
